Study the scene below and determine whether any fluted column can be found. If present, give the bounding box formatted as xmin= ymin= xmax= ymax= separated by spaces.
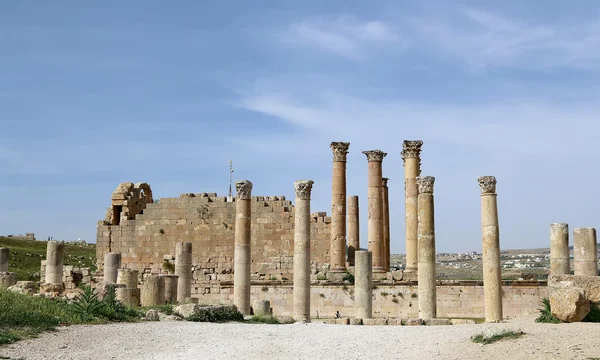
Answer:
xmin=550 ymin=223 xmax=570 ymax=275
xmin=574 ymin=228 xmax=598 ymax=276
xmin=45 ymin=241 xmax=64 ymax=284
xmin=402 ymin=140 xmax=423 ymax=273
xmin=363 ymin=150 xmax=387 ymax=272
xmin=347 ymin=196 xmax=360 ymax=266
xmin=234 ymin=180 xmax=253 ymax=315
xmin=293 ymin=180 xmax=314 ymax=322
xmin=478 ymin=176 xmax=503 ymax=322
xmin=382 ymin=177 xmax=391 ymax=272
xmin=330 ymin=142 xmax=350 ymax=272
xmin=355 ymin=250 xmax=373 ymax=319
xmin=175 ymin=242 xmax=192 ymax=303
xmin=417 ymin=176 xmax=436 ymax=320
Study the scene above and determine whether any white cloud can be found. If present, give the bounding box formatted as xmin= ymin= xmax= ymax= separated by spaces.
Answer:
xmin=281 ymin=16 xmax=401 ymax=59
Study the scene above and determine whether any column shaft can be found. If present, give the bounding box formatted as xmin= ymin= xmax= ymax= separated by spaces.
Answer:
xmin=574 ymin=228 xmax=598 ymax=276
xmin=175 ymin=242 xmax=192 ymax=302
xmin=403 ymin=140 xmax=422 ymax=273
xmin=355 ymin=250 xmax=373 ymax=319
xmin=141 ymin=274 xmax=165 ymax=307
xmin=293 ymin=180 xmax=314 ymax=322
xmin=347 ymin=196 xmax=360 ymax=266
xmin=45 ymin=241 xmax=64 ymax=284
xmin=103 ymin=252 xmax=121 ymax=283
xmin=550 ymin=223 xmax=570 ymax=275
xmin=117 ymin=269 xmax=139 ymax=289
xmin=0 ymin=248 xmax=8 ymax=272
xmin=363 ymin=150 xmax=386 ymax=272
xmin=417 ymin=176 xmax=436 ymax=320
xmin=382 ymin=178 xmax=390 ymax=271
xmin=234 ymin=180 xmax=253 ymax=315
xmin=330 ymin=142 xmax=349 ymax=272
xmin=479 ymin=176 xmax=503 ymax=322
xmin=161 ymin=274 xmax=179 ymax=304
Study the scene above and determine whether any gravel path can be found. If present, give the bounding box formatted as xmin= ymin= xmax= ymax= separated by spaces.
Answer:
xmin=2 ymin=316 xmax=599 ymax=360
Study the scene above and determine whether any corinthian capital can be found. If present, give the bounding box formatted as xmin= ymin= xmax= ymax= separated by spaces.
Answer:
xmin=416 ymin=176 xmax=435 ymax=194
xmin=478 ymin=176 xmax=497 ymax=195
xmin=362 ymin=150 xmax=387 ymax=162
xmin=382 ymin=177 xmax=389 ymax=187
xmin=294 ymin=180 xmax=314 ymax=200
xmin=330 ymin=142 xmax=350 ymax=162
xmin=402 ymin=140 xmax=423 ymax=159
xmin=235 ymin=180 xmax=253 ymax=200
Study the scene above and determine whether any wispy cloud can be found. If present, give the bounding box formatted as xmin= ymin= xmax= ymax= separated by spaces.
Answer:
xmin=279 ymin=15 xmax=401 ymax=59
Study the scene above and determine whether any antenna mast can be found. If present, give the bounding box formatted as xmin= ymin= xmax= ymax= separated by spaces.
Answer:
xmin=228 ymin=160 xmax=234 ymax=201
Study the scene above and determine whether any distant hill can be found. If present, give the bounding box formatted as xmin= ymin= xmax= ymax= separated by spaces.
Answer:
xmin=0 ymin=237 xmax=96 ymax=282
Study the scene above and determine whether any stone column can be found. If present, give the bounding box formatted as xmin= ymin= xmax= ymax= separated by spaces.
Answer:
xmin=44 ymin=240 xmax=65 ymax=284
xmin=0 ymin=248 xmax=8 ymax=272
xmin=550 ymin=223 xmax=570 ymax=275
xmin=347 ymin=196 xmax=360 ymax=267
xmin=382 ymin=177 xmax=391 ymax=271
xmin=417 ymin=176 xmax=436 ymax=320
xmin=354 ymin=250 xmax=373 ymax=319
xmin=161 ymin=274 xmax=179 ymax=304
xmin=175 ymin=242 xmax=192 ymax=303
xmin=330 ymin=142 xmax=350 ymax=272
xmin=141 ymin=274 xmax=165 ymax=307
xmin=234 ymin=180 xmax=253 ymax=315
xmin=103 ymin=252 xmax=121 ymax=284
xmin=117 ymin=268 xmax=139 ymax=289
xmin=362 ymin=150 xmax=387 ymax=272
xmin=574 ymin=228 xmax=598 ymax=276
xmin=402 ymin=140 xmax=423 ymax=273
xmin=293 ymin=180 xmax=314 ymax=322
xmin=478 ymin=176 xmax=503 ymax=322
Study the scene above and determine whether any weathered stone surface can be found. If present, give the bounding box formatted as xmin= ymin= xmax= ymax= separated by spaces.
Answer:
xmin=40 ymin=282 xmax=64 ymax=295
xmin=550 ymin=287 xmax=590 ymax=322
xmin=252 ymin=300 xmax=271 ymax=316
xmin=363 ymin=318 xmax=388 ymax=325
xmin=0 ymin=272 xmax=17 ymax=289
xmin=424 ymin=318 xmax=452 ymax=326
xmin=450 ymin=319 xmax=477 ymax=325
xmin=7 ymin=281 xmax=36 ymax=295
xmin=350 ymin=318 xmax=363 ymax=325
xmin=405 ymin=318 xmax=424 ymax=326
xmin=145 ymin=309 xmax=160 ymax=321
xmin=173 ymin=304 xmax=239 ymax=319
xmin=549 ymin=275 xmax=600 ymax=303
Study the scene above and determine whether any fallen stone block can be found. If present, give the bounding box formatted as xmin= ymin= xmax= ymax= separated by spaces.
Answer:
xmin=350 ymin=318 xmax=363 ymax=325
xmin=363 ymin=318 xmax=388 ymax=326
xmin=424 ymin=319 xmax=452 ymax=326
xmin=0 ymin=272 xmax=17 ymax=289
xmin=549 ymin=275 xmax=600 ymax=303
xmin=405 ymin=318 xmax=424 ymax=326
xmin=173 ymin=304 xmax=239 ymax=320
xmin=550 ymin=287 xmax=591 ymax=323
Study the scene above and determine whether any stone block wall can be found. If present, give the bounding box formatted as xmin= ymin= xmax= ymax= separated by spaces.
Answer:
xmin=195 ymin=281 xmax=547 ymax=319
xmin=96 ymin=193 xmax=332 ymax=289
xmin=40 ymin=261 xmax=92 ymax=290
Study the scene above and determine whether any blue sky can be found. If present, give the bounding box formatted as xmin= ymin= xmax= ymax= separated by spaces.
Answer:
xmin=2 ymin=1 xmax=600 ymax=252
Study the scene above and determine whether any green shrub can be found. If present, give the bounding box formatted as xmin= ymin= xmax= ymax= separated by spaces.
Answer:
xmin=141 ymin=304 xmax=173 ymax=316
xmin=71 ymin=285 xmax=105 ymax=321
xmin=247 ymin=315 xmax=281 ymax=324
xmin=471 ymin=330 xmax=525 ymax=344
xmin=162 ymin=260 xmax=175 ymax=274
xmin=186 ymin=306 xmax=244 ymax=323
xmin=583 ymin=303 xmax=600 ymax=322
xmin=342 ymin=272 xmax=355 ymax=284
xmin=535 ymin=298 xmax=560 ymax=324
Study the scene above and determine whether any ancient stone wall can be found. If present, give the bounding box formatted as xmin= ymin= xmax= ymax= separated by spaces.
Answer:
xmin=96 ymin=192 xmax=332 ymax=291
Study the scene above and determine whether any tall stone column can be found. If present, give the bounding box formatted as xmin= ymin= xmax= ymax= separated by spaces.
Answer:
xmin=362 ymin=150 xmax=387 ymax=272
xmin=0 ymin=248 xmax=8 ymax=272
xmin=402 ymin=140 xmax=423 ymax=273
xmin=103 ymin=252 xmax=121 ymax=283
xmin=574 ymin=228 xmax=598 ymax=276
xmin=550 ymin=223 xmax=570 ymax=275
xmin=382 ymin=177 xmax=391 ymax=271
xmin=45 ymin=241 xmax=65 ymax=284
xmin=347 ymin=196 xmax=360 ymax=267
xmin=417 ymin=176 xmax=436 ymax=320
xmin=234 ymin=180 xmax=253 ymax=315
xmin=330 ymin=142 xmax=350 ymax=272
xmin=293 ymin=180 xmax=314 ymax=322
xmin=354 ymin=250 xmax=373 ymax=319
xmin=175 ymin=242 xmax=192 ymax=303
xmin=478 ymin=176 xmax=503 ymax=322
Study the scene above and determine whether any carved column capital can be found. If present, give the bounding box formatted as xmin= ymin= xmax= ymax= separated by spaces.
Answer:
xmin=416 ymin=176 xmax=435 ymax=194
xmin=362 ymin=150 xmax=387 ymax=162
xmin=294 ymin=180 xmax=314 ymax=200
xmin=330 ymin=142 xmax=350 ymax=162
xmin=382 ymin=177 xmax=389 ymax=187
xmin=235 ymin=180 xmax=253 ymax=200
xmin=478 ymin=176 xmax=497 ymax=195
xmin=402 ymin=140 xmax=423 ymax=159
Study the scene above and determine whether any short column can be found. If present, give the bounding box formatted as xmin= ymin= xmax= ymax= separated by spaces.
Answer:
xmin=330 ymin=142 xmax=350 ymax=272
xmin=550 ymin=223 xmax=570 ymax=275
xmin=574 ymin=228 xmax=598 ymax=276
xmin=382 ymin=177 xmax=391 ymax=271
xmin=478 ymin=176 xmax=503 ymax=322
xmin=402 ymin=140 xmax=423 ymax=273
xmin=354 ymin=250 xmax=373 ymax=319
xmin=103 ymin=252 xmax=121 ymax=283
xmin=347 ymin=196 xmax=360 ymax=267
xmin=141 ymin=274 xmax=165 ymax=307
xmin=0 ymin=248 xmax=8 ymax=272
xmin=175 ymin=242 xmax=193 ymax=303
xmin=363 ymin=150 xmax=387 ymax=272
xmin=293 ymin=180 xmax=314 ymax=322
xmin=161 ymin=274 xmax=179 ymax=304
xmin=44 ymin=241 xmax=65 ymax=284
xmin=117 ymin=268 xmax=139 ymax=289
xmin=234 ymin=180 xmax=253 ymax=315
xmin=417 ymin=176 xmax=436 ymax=320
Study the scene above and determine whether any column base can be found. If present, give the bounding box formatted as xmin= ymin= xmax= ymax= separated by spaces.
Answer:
xmin=372 ymin=266 xmax=386 ymax=273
